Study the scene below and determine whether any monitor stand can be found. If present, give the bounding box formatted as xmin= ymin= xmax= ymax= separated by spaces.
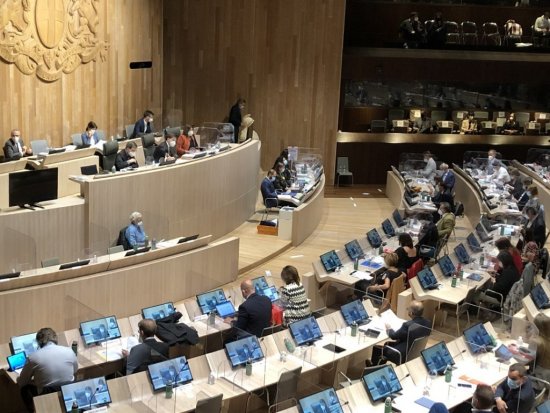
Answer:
xmin=19 ymin=203 xmax=45 ymax=211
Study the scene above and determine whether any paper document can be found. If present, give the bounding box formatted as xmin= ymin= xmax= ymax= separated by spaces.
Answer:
xmin=350 ymin=270 xmax=372 ymax=281
xmin=368 ymin=309 xmax=405 ymax=332
xmin=96 ymin=348 xmax=122 ymax=361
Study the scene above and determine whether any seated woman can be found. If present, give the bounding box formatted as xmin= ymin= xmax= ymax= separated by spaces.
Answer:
xmin=395 ymin=233 xmax=418 ymax=274
xmin=273 ymin=162 xmax=289 ymax=191
xmin=176 ymin=125 xmax=198 ymax=156
xmin=366 ymin=253 xmax=402 ymax=300
xmin=279 ymin=265 xmax=311 ymax=325
xmin=477 ymin=251 xmax=520 ymax=309
xmin=494 ymin=237 xmax=523 ymax=275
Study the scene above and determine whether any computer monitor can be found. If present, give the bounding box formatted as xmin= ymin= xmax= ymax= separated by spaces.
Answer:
xmin=536 ymin=399 xmax=550 ymax=413
xmin=252 ymin=276 xmax=269 ymax=294
xmin=10 ymin=332 xmax=38 ymax=355
xmin=362 ymin=365 xmax=403 ymax=403
xmin=298 ymin=388 xmax=344 ymax=413
xmin=420 ymin=341 xmax=455 ymax=374
xmin=417 ymin=267 xmax=438 ymax=290
xmin=61 ymin=377 xmax=111 ymax=413
xmin=481 ymin=215 xmax=493 ymax=233
xmin=59 ymin=259 xmax=91 ymax=270
xmin=80 ymin=165 xmax=98 ymax=176
xmin=262 ymin=286 xmax=280 ymax=303
xmin=366 ymin=228 xmax=383 ymax=249
xmin=141 ymin=302 xmax=176 ymax=320
xmin=392 ymin=209 xmax=405 ymax=227
xmin=224 ymin=335 xmax=264 ymax=368
xmin=475 ymin=222 xmax=492 ymax=243
xmin=531 ymin=283 xmax=550 ymax=309
xmin=438 ymin=255 xmax=455 ymax=277
xmin=147 ymin=356 xmax=193 ymax=391
xmin=289 ymin=316 xmax=323 ymax=346
xmin=463 ymin=323 xmax=493 ymax=354
xmin=7 ymin=352 xmax=26 ymax=372
xmin=381 ymin=219 xmax=396 ymax=237
xmin=467 ymin=233 xmax=482 ymax=252
xmin=344 ymin=239 xmax=364 ymax=260
xmin=8 ymin=169 xmax=58 ymax=208
xmin=454 ymin=243 xmax=471 ymax=264
xmin=319 ymin=250 xmax=342 ymax=273
xmin=79 ymin=316 xmax=121 ymax=346
xmin=215 ymin=301 xmax=236 ymax=318
xmin=340 ymin=299 xmax=369 ymax=326
xmin=196 ymin=289 xmax=227 ymax=314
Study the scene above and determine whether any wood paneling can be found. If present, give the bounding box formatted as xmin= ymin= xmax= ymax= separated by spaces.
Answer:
xmin=162 ymin=0 xmax=346 ymax=182
xmin=0 ymin=0 xmax=163 ymax=147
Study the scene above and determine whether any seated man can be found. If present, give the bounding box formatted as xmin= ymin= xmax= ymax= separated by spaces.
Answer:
xmin=486 ymin=149 xmax=498 ymax=175
xmin=3 ymin=129 xmax=32 ymax=161
xmin=125 ymin=211 xmax=147 ymax=249
xmin=491 ymin=161 xmax=511 ymax=187
xmin=153 ymin=133 xmax=177 ymax=163
xmin=412 ymin=112 xmax=432 ymax=133
xmin=131 ymin=110 xmax=154 ymax=138
xmin=115 ymin=141 xmax=139 ymax=170
xmin=431 ymin=383 xmax=495 ymax=413
xmin=399 ymin=12 xmax=425 ymax=48
xmin=369 ymin=301 xmax=431 ymax=365
xmin=502 ymin=113 xmax=520 ymax=135
xmin=261 ymin=169 xmax=279 ymax=208
xmin=18 ymin=327 xmax=78 ymax=413
xmin=534 ymin=12 xmax=550 ymax=46
xmin=123 ymin=319 xmax=169 ymax=374
xmin=495 ymin=363 xmax=535 ymax=413
xmin=435 ymin=202 xmax=455 ymax=239
xmin=224 ymin=279 xmax=272 ymax=338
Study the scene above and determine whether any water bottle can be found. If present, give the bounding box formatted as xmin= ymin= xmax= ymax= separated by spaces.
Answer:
xmin=284 ymin=337 xmax=295 ymax=353
xmin=71 ymin=401 xmax=79 ymax=413
xmin=354 ymin=257 xmax=359 ymax=271
xmin=151 ymin=238 xmax=157 ymax=250
xmin=71 ymin=340 xmax=78 ymax=356
xmin=384 ymin=396 xmax=392 ymax=413
xmin=445 ymin=364 xmax=452 ymax=383
xmin=208 ymin=311 xmax=216 ymax=326
xmin=245 ymin=359 xmax=252 ymax=376
xmin=111 ymin=165 xmax=116 ymax=173
xmin=208 ymin=371 xmax=216 ymax=385
xmin=517 ymin=336 xmax=524 ymax=347
xmin=451 ymin=273 xmax=457 ymax=288
xmin=479 ymin=254 xmax=484 ymax=267
xmin=165 ymin=381 xmax=173 ymax=398
xmin=351 ymin=322 xmax=358 ymax=337
xmin=457 ymin=263 xmax=464 ymax=280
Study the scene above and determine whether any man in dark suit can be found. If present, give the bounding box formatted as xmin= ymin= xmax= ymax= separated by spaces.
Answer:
xmin=228 ymin=98 xmax=245 ymax=143
xmin=224 ymin=279 xmax=272 ymax=338
xmin=369 ymin=300 xmax=431 ymax=365
xmin=439 ymin=163 xmax=455 ymax=191
xmin=131 ymin=110 xmax=154 ymax=138
xmin=3 ymin=129 xmax=32 ymax=161
xmin=123 ymin=319 xmax=169 ymax=375
xmin=261 ymin=169 xmax=279 ymax=208
xmin=153 ymin=133 xmax=177 ymax=163
xmin=115 ymin=141 xmax=139 ymax=170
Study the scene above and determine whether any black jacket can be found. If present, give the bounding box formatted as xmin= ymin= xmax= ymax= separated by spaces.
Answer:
xmin=155 ymin=312 xmax=199 ymax=346
xmin=386 ymin=316 xmax=432 ymax=361
xmin=234 ymin=293 xmax=272 ymax=338
xmin=115 ymin=149 xmax=138 ymax=170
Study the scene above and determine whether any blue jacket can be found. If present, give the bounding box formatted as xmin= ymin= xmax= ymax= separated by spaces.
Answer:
xmin=81 ymin=131 xmax=99 ymax=146
xmin=125 ymin=224 xmax=146 ymax=248
xmin=441 ymin=170 xmax=455 ymax=190
xmin=261 ymin=177 xmax=278 ymax=208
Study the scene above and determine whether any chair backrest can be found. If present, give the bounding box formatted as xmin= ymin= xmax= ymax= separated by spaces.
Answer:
xmin=165 ymin=126 xmax=182 ymax=137
xmin=445 ymin=21 xmax=459 ymax=33
xmin=195 ymin=394 xmax=223 ymax=413
xmin=431 ymin=110 xmax=447 ymax=122
xmin=142 ymin=133 xmax=156 ymax=159
xmin=483 ymin=22 xmax=499 ymax=35
xmin=381 ymin=274 xmax=405 ymax=313
xmin=474 ymin=111 xmax=489 ymax=121
xmin=117 ymin=226 xmax=131 ymax=250
xmin=406 ymin=334 xmax=430 ymax=362
xmin=31 ymin=139 xmax=48 ymax=155
xmin=461 ymin=21 xmax=477 ymax=34
xmin=454 ymin=201 xmax=464 ymax=217
xmin=371 ymin=120 xmax=387 ymax=133
xmin=407 ymin=258 xmax=424 ymax=282
xmin=102 ymin=140 xmax=119 ymax=171
xmin=125 ymin=124 xmax=135 ymax=139
xmin=274 ymin=366 xmax=302 ymax=406
xmin=96 ymin=130 xmax=106 ymax=141
xmin=108 ymin=245 xmax=124 ymax=255
xmin=388 ymin=109 xmax=405 ymax=122
xmin=337 ymin=157 xmax=350 ymax=173
xmin=41 ymin=257 xmax=59 ymax=268
xmin=71 ymin=134 xmax=83 ymax=146
xmin=515 ymin=112 xmax=531 ymax=128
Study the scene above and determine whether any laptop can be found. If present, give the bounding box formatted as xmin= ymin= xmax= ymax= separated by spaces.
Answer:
xmin=340 ymin=299 xmax=370 ymax=326
xmin=61 ymin=377 xmax=112 ymax=413
xmin=0 ymin=271 xmax=21 ymax=281
xmin=463 ymin=323 xmax=494 ymax=354
xmin=147 ymin=356 xmax=193 ymax=392
xmin=215 ymin=301 xmax=236 ymax=318
xmin=298 ymin=388 xmax=344 ymax=413
xmin=417 ymin=267 xmax=439 ymax=290
xmin=125 ymin=246 xmax=151 ymax=256
xmin=437 ymin=255 xmax=455 ymax=277
xmin=59 ymin=259 xmax=91 ymax=270
xmin=381 ymin=219 xmax=396 ymax=237
xmin=7 ymin=352 xmax=27 ymax=373
xmin=344 ymin=239 xmax=364 ymax=260
xmin=262 ymin=286 xmax=283 ymax=306
xmin=454 ymin=243 xmax=471 ymax=264
xmin=362 ymin=365 xmax=403 ymax=403
xmin=319 ymin=250 xmax=342 ymax=273
xmin=141 ymin=302 xmax=176 ymax=320
xmin=475 ymin=222 xmax=492 ymax=243
xmin=10 ymin=332 xmax=38 ymax=355
xmin=366 ymin=228 xmax=383 ymax=249
xmin=531 ymin=283 xmax=550 ymax=310
xmin=420 ymin=341 xmax=455 ymax=374
xmin=252 ymin=276 xmax=270 ymax=294
xmin=177 ymin=234 xmax=199 ymax=243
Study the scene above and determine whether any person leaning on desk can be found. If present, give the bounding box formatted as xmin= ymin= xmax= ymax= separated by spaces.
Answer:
xmin=3 ymin=128 xmax=33 ymax=161
xmin=115 ymin=141 xmax=139 ymax=171
xmin=131 ymin=109 xmax=154 ymax=139
xmin=122 ymin=319 xmax=169 ymax=375
xmin=153 ymin=133 xmax=177 ymax=163
xmin=81 ymin=121 xmax=100 ymax=146
xmin=125 ymin=211 xmax=147 ymax=249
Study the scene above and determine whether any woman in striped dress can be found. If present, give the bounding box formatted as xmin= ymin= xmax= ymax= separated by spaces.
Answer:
xmin=280 ymin=265 xmax=311 ymax=325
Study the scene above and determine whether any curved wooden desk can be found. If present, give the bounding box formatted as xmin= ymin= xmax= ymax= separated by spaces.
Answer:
xmin=512 ymin=160 xmax=550 ymax=225
xmin=291 ymin=175 xmax=325 ymax=246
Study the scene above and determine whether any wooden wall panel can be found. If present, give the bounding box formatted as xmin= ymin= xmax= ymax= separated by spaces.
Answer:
xmin=0 ymin=0 xmax=163 ymax=148
xmin=162 ymin=0 xmax=345 ymax=182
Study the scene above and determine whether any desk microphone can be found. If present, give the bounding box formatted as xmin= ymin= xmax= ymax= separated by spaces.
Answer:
xmin=89 ymin=386 xmax=100 ymax=411
xmin=342 ymin=400 xmax=353 ymax=413
xmin=338 ymin=371 xmax=353 ymax=386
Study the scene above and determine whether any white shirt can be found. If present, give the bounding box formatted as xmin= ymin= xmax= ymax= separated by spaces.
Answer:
xmin=492 ymin=167 xmax=510 ymax=186
xmin=535 ymin=15 xmax=550 ymax=32
xmin=422 ymin=158 xmax=437 ymax=181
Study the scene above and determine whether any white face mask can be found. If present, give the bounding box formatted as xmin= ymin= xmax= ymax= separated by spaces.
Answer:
xmin=283 ymin=159 xmax=288 ymax=166
xmin=188 ymin=130 xmax=193 ymax=136
xmin=137 ymin=221 xmax=143 ymax=227
xmin=169 ymin=140 xmax=176 ymax=148
xmin=488 ymin=155 xmax=494 ymax=161
xmin=13 ymin=136 xmax=20 ymax=143
xmin=438 ymin=209 xmax=443 ymax=216
xmin=88 ymin=129 xmax=96 ymax=136
xmin=129 ymin=151 xmax=136 ymax=158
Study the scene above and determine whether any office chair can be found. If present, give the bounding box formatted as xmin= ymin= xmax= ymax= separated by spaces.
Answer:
xmin=482 ymin=22 xmax=501 ymax=46
xmin=445 ymin=21 xmax=461 ymax=44
xmin=461 ymin=21 xmax=478 ymax=45
xmin=164 ymin=126 xmax=182 ymax=137
xmin=96 ymin=130 xmax=106 ymax=141
xmin=370 ymin=120 xmax=387 ymax=133
xmin=102 ymin=140 xmax=119 ymax=172
xmin=31 ymin=139 xmax=48 ymax=155
xmin=108 ymin=245 xmax=124 ymax=255
xmin=41 ymin=257 xmax=60 ymax=268
xmin=71 ymin=134 xmax=83 ymax=146
xmin=125 ymin=124 xmax=135 ymax=139
xmin=117 ymin=227 xmax=131 ymax=250
xmin=196 ymin=394 xmax=223 ymax=413
xmin=246 ymin=366 xmax=302 ymax=412
xmin=141 ymin=133 xmax=156 ymax=160
xmin=336 ymin=157 xmax=353 ymax=186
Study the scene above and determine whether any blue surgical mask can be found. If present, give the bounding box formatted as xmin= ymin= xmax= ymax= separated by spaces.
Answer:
xmin=507 ymin=377 xmax=520 ymax=389
xmin=270 ymin=176 xmax=275 ymax=182
xmin=527 ymin=191 xmax=532 ymax=197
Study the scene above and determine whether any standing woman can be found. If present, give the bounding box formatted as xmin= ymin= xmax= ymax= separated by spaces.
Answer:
xmin=280 ymin=265 xmax=311 ymax=325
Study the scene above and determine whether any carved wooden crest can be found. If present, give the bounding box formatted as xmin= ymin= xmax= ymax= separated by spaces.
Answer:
xmin=0 ymin=0 xmax=109 ymax=81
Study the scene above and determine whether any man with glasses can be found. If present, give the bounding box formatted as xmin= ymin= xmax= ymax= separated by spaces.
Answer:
xmin=3 ymin=129 xmax=32 ymax=161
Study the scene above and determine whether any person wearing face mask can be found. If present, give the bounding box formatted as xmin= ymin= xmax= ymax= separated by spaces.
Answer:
xmin=460 ymin=112 xmax=478 ymax=134
xmin=176 ymin=125 xmax=198 ymax=156
xmin=123 ymin=319 xmax=169 ymax=375
xmin=476 ymin=251 xmax=520 ymax=309
xmin=421 ymin=151 xmax=437 ymax=181
xmin=261 ymin=169 xmax=279 ymax=208
xmin=491 ymin=161 xmax=511 ymax=187
xmin=502 ymin=113 xmax=520 ymax=135
xmin=131 ymin=110 xmax=154 ymax=139
xmin=523 ymin=185 xmax=543 ymax=218
xmin=125 ymin=211 xmax=147 ymax=249
xmin=115 ymin=141 xmax=139 ymax=170
xmin=81 ymin=121 xmax=100 ymax=146
xmin=433 ymin=383 xmax=495 ymax=413
xmin=3 ymin=129 xmax=33 ymax=161
xmin=274 ymin=162 xmax=290 ymax=191
xmin=435 ymin=202 xmax=455 ymax=239
xmin=486 ymin=149 xmax=498 ymax=175
xmin=515 ymin=177 xmax=532 ymax=210
xmin=273 ymin=148 xmax=290 ymax=170
xmin=153 ymin=133 xmax=177 ymax=163
xmin=494 ymin=364 xmax=534 ymax=413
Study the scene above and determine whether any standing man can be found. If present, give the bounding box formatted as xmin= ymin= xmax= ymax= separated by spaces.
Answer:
xmin=224 ymin=279 xmax=272 ymax=338
xmin=228 ymin=98 xmax=246 ymax=143
xmin=123 ymin=319 xmax=169 ymax=375
xmin=131 ymin=110 xmax=155 ymax=138
xmin=439 ymin=163 xmax=455 ymax=191
xmin=18 ymin=327 xmax=78 ymax=412
xmin=3 ymin=129 xmax=32 ymax=161
xmin=421 ymin=151 xmax=437 ymax=181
